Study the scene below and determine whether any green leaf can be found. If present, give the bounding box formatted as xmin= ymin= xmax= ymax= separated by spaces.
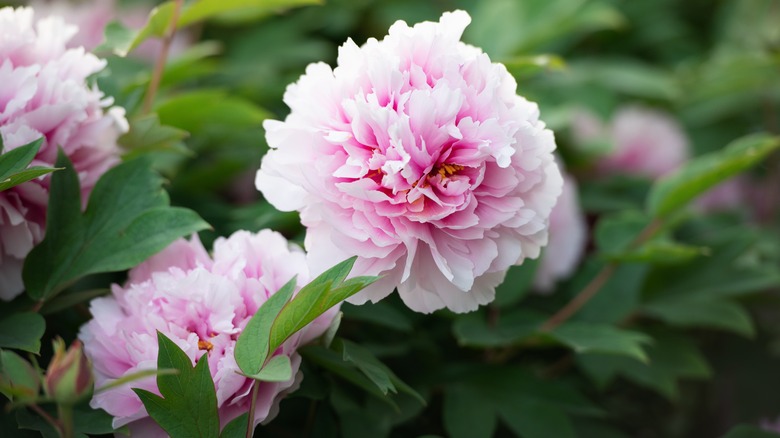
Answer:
xmin=443 ymin=386 xmax=497 ymax=438
xmin=132 ymin=332 xmax=219 ymax=438
xmin=95 ymin=368 xmax=178 ymax=394
xmin=503 ymin=54 xmax=566 ymax=80
xmin=570 ymin=263 xmax=648 ymax=325
xmin=547 ymin=322 xmax=652 ymax=362
xmin=336 ymin=339 xmax=424 ymax=405
xmin=578 ymin=332 xmax=712 ymax=400
xmin=0 ymin=349 xmax=40 ymax=402
xmin=493 ymin=258 xmax=539 ymax=308
xmin=452 ymin=309 xmax=545 ymax=348
xmin=642 ymin=297 xmax=754 ymax=336
xmin=300 ymin=345 xmax=399 ymax=409
xmin=0 ymin=166 xmax=60 ymax=192
xmin=219 ymin=413 xmax=248 ymax=438
xmin=0 ymin=138 xmax=59 ymax=192
xmin=594 ymin=210 xmax=652 ymax=254
xmin=234 ymin=277 xmax=296 ymax=376
xmin=119 ymin=114 xmax=190 ymax=160
xmin=267 ymin=258 xmax=379 ymax=355
xmin=721 ymin=425 xmax=780 ymax=438
xmin=23 ymin=154 xmax=209 ymax=300
xmin=252 ymin=355 xmax=292 ymax=383
xmin=498 ymin=401 xmax=576 ymax=438
xmin=123 ymin=2 xmax=176 ymax=55
xmin=155 ymin=90 xmax=271 ymax=134
xmin=0 ymin=313 xmax=45 ymax=354
xmin=95 ymin=21 xmax=137 ymax=56
xmin=0 ymin=138 xmax=42 ymax=182
xmin=647 ymin=133 xmax=780 ymax=217
xmin=606 ymin=240 xmax=710 ymax=265
xmin=177 ymin=0 xmax=323 ymax=27
xmin=39 ymin=289 xmax=109 ymax=315
xmin=341 ymin=301 xmax=413 ymax=333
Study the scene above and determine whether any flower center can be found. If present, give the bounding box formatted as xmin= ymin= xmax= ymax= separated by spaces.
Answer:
xmin=198 ymin=339 xmax=213 ymax=352
xmin=435 ymin=163 xmax=463 ymax=179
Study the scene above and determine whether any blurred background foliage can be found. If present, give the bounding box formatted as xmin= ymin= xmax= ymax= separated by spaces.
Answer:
xmin=4 ymin=0 xmax=780 ymax=437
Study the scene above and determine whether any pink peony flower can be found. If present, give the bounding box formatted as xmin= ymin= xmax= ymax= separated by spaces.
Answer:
xmin=571 ymin=106 xmax=690 ymax=178
xmin=256 ymin=11 xmax=562 ymax=313
xmin=534 ymin=172 xmax=587 ymax=292
xmin=0 ymin=6 xmax=126 ymax=300
xmin=79 ymin=230 xmax=335 ymax=435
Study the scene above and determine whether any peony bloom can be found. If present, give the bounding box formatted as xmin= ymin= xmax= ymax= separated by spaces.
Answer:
xmin=534 ymin=172 xmax=587 ymax=292
xmin=256 ymin=11 xmax=562 ymax=313
xmin=571 ymin=106 xmax=690 ymax=179
xmin=0 ymin=6 xmax=126 ymax=300
xmin=79 ymin=230 xmax=335 ymax=435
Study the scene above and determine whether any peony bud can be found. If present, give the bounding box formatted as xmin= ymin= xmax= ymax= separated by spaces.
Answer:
xmin=44 ymin=338 xmax=93 ymax=405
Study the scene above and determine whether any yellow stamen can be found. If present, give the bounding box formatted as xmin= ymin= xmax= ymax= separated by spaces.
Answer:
xmin=437 ymin=163 xmax=464 ymax=178
xmin=198 ymin=340 xmax=213 ymax=352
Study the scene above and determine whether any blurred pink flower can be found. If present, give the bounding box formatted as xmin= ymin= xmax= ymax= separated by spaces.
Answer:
xmin=695 ymin=177 xmax=749 ymax=213
xmin=534 ymin=173 xmax=587 ymax=292
xmin=0 ymin=6 xmax=126 ymax=300
xmin=30 ymin=0 xmax=114 ymax=51
xmin=256 ymin=11 xmax=562 ymax=313
xmin=572 ymin=106 xmax=690 ymax=178
xmin=79 ymin=230 xmax=335 ymax=435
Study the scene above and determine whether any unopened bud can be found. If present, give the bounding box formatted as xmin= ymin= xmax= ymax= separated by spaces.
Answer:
xmin=44 ymin=338 xmax=93 ymax=405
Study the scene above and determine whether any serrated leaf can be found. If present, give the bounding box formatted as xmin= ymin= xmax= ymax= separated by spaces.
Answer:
xmin=0 ymin=313 xmax=45 ymax=354
xmin=251 ymin=355 xmax=292 ymax=383
xmin=234 ymin=277 xmax=296 ymax=376
xmin=23 ymin=153 xmax=209 ymax=300
xmin=132 ymin=332 xmax=219 ymax=438
xmin=647 ymin=133 xmax=780 ymax=217
xmin=547 ymin=322 xmax=652 ymax=362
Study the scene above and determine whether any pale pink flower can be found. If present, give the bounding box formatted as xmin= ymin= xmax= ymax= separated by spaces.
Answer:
xmin=79 ymin=230 xmax=335 ymax=435
xmin=30 ymin=0 xmax=114 ymax=51
xmin=256 ymin=11 xmax=562 ymax=313
xmin=534 ymin=173 xmax=587 ymax=292
xmin=0 ymin=6 xmax=126 ymax=300
xmin=572 ymin=106 xmax=690 ymax=178
xmin=695 ymin=177 xmax=749 ymax=213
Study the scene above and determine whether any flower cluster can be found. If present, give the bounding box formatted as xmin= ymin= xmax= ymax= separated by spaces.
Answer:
xmin=256 ymin=10 xmax=562 ymax=313
xmin=0 ymin=6 xmax=126 ymax=300
xmin=79 ymin=230 xmax=335 ymax=435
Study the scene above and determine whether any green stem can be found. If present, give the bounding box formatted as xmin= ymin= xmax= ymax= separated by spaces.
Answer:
xmin=57 ymin=404 xmax=74 ymax=438
xmin=245 ymin=381 xmax=259 ymax=438
xmin=539 ymin=219 xmax=663 ymax=332
xmin=142 ymin=0 xmax=184 ymax=114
